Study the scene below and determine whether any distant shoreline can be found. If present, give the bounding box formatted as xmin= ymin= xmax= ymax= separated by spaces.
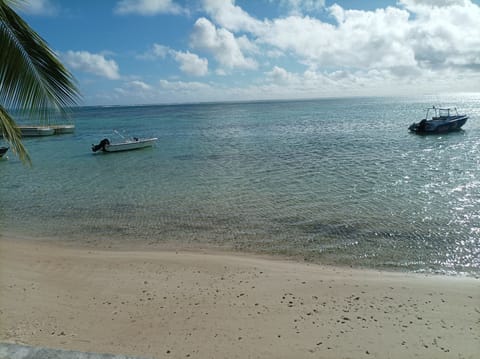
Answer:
xmin=73 ymin=92 xmax=480 ymax=109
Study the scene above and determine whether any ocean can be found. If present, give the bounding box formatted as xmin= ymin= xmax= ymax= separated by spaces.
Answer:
xmin=2 ymin=95 xmax=479 ymax=276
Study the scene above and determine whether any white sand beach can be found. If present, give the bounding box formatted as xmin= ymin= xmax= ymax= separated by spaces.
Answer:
xmin=0 ymin=237 xmax=478 ymax=359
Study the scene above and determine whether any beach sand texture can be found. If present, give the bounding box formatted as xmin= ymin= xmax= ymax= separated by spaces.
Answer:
xmin=1 ymin=239 xmax=478 ymax=359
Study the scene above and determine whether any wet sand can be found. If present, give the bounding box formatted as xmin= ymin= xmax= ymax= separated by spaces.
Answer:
xmin=0 ymin=238 xmax=478 ymax=358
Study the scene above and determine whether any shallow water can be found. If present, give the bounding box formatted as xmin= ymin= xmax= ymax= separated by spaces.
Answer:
xmin=2 ymin=95 xmax=480 ymax=275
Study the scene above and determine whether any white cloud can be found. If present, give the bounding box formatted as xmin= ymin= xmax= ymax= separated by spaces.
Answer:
xmin=191 ymin=17 xmax=258 ymax=71
xmin=114 ymin=0 xmax=182 ymax=15
xmin=127 ymin=80 xmax=152 ymax=90
xmin=399 ymin=0 xmax=468 ymax=11
xmin=137 ymin=43 xmax=170 ymax=60
xmin=198 ymin=0 xmax=480 ymax=77
xmin=276 ymin=0 xmax=326 ymax=14
xmin=260 ymin=64 xmax=480 ymax=100
xmin=22 ymin=0 xmax=58 ymax=16
xmin=151 ymin=44 xmax=170 ymax=58
xmin=401 ymin=1 xmax=480 ymax=70
xmin=159 ymin=79 xmax=212 ymax=92
xmin=112 ymin=81 xmax=156 ymax=104
xmin=138 ymin=44 xmax=208 ymax=76
xmin=202 ymin=0 xmax=263 ymax=33
xmin=266 ymin=66 xmax=296 ymax=84
xmin=261 ymin=6 xmax=417 ymax=70
xmin=264 ymin=66 xmax=330 ymax=94
xmin=172 ymin=51 xmax=209 ymax=76
xmin=263 ymin=1 xmax=478 ymax=74
xmin=62 ymin=51 xmax=120 ymax=80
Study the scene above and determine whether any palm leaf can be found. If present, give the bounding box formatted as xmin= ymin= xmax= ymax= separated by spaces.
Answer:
xmin=0 ymin=0 xmax=80 ymax=163
xmin=0 ymin=0 xmax=80 ymax=121
xmin=0 ymin=104 xmax=29 ymax=163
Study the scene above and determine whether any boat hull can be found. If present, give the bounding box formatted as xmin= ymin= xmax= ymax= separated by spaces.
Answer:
xmin=92 ymin=138 xmax=158 ymax=153
xmin=104 ymin=140 xmax=156 ymax=152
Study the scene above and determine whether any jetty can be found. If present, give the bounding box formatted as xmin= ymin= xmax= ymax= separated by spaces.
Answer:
xmin=19 ymin=124 xmax=75 ymax=137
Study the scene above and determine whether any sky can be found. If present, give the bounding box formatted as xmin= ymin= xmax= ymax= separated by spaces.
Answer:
xmin=16 ymin=0 xmax=480 ymax=106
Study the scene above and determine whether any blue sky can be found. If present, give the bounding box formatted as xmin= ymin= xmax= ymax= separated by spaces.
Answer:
xmin=18 ymin=0 xmax=480 ymax=105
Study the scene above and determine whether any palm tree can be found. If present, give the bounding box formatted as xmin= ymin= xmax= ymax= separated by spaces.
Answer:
xmin=0 ymin=0 xmax=80 ymax=163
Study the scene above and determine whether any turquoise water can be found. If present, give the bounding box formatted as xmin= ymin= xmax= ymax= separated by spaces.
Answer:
xmin=2 ymin=95 xmax=480 ymax=275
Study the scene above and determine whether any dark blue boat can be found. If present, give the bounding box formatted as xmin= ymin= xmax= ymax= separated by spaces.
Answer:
xmin=409 ymin=106 xmax=468 ymax=134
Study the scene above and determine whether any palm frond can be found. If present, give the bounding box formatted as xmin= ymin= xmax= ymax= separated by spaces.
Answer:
xmin=0 ymin=0 xmax=80 ymax=164
xmin=0 ymin=104 xmax=30 ymax=164
xmin=0 ymin=0 xmax=81 ymax=123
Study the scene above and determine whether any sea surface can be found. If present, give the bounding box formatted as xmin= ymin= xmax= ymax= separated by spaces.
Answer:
xmin=2 ymin=95 xmax=480 ymax=276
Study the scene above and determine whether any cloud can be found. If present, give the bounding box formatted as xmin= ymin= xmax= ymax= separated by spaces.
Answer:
xmin=112 ymin=80 xmax=156 ymax=104
xmin=127 ymin=80 xmax=152 ymax=90
xmin=171 ymin=51 xmax=209 ymax=76
xmin=62 ymin=51 xmax=120 ymax=80
xmin=202 ymin=0 xmax=263 ymax=33
xmin=138 ymin=44 xmax=208 ymax=76
xmin=151 ymin=44 xmax=170 ymax=58
xmin=191 ymin=17 xmax=258 ymax=71
xmin=21 ymin=0 xmax=58 ymax=16
xmin=111 ymin=79 xmax=215 ymax=104
xmin=159 ymin=79 xmax=212 ymax=92
xmin=275 ymin=0 xmax=326 ymax=14
xmin=399 ymin=0 xmax=468 ymax=11
xmin=266 ymin=66 xmax=296 ymax=84
xmin=260 ymin=6 xmax=417 ymax=71
xmin=261 ymin=64 xmax=480 ymax=100
xmin=267 ymin=2 xmax=479 ymax=74
xmin=114 ymin=0 xmax=183 ymax=15
xmin=401 ymin=1 xmax=480 ymax=70
xmin=136 ymin=44 xmax=170 ymax=60
xmin=198 ymin=0 xmax=480 ymax=77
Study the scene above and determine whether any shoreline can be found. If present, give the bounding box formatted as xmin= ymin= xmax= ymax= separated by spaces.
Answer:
xmin=3 ymin=231 xmax=478 ymax=279
xmin=1 ymin=237 xmax=479 ymax=358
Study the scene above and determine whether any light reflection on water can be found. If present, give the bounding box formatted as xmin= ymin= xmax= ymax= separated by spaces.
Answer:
xmin=1 ymin=96 xmax=479 ymax=275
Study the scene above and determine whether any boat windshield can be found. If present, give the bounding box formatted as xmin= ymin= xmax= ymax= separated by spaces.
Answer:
xmin=438 ymin=108 xmax=452 ymax=117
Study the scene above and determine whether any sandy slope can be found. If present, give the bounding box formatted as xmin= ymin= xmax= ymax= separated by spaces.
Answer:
xmin=0 ymin=238 xmax=478 ymax=359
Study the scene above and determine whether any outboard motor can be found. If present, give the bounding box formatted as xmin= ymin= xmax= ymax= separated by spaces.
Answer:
xmin=92 ymin=138 xmax=110 ymax=152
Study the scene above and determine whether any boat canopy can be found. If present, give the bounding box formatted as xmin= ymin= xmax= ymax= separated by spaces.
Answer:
xmin=425 ymin=106 xmax=461 ymax=119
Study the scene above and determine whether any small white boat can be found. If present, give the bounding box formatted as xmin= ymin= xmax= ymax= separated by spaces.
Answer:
xmin=19 ymin=126 xmax=55 ymax=137
xmin=92 ymin=136 xmax=158 ymax=153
